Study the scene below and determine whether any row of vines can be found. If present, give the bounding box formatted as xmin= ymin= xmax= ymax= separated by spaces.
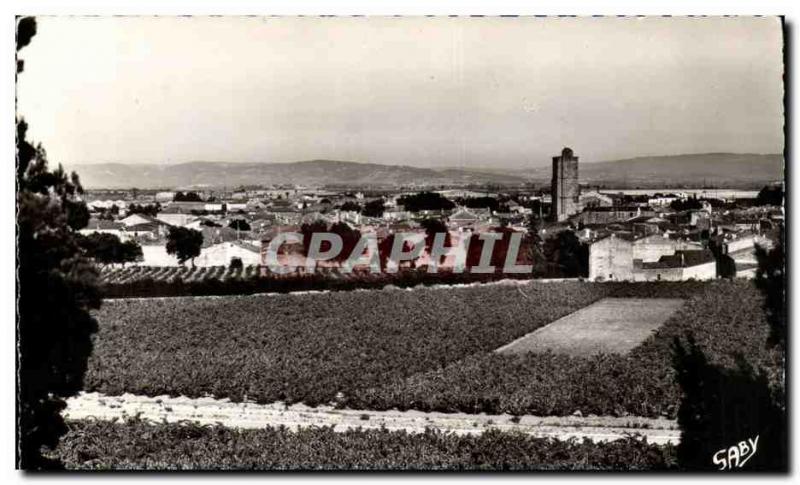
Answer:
xmin=51 ymin=419 xmax=677 ymax=471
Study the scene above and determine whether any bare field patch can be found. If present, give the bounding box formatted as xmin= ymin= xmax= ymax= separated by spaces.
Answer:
xmin=496 ymin=298 xmax=685 ymax=357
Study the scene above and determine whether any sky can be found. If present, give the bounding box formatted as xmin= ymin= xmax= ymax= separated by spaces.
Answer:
xmin=16 ymin=16 xmax=784 ymax=169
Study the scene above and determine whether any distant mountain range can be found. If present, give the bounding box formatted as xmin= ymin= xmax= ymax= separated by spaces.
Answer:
xmin=529 ymin=153 xmax=784 ymax=188
xmin=68 ymin=160 xmax=524 ymax=189
xmin=69 ymin=153 xmax=783 ymax=190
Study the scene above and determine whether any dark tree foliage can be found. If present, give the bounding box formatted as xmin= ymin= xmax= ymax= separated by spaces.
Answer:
xmin=173 ymin=191 xmax=203 ymax=202
xmin=361 ymin=198 xmax=386 ymax=218
xmin=419 ymin=218 xmax=451 ymax=257
xmin=526 ymin=199 xmax=545 ymax=218
xmin=755 ymin=223 xmax=785 ymax=350
xmin=707 ymin=237 xmax=737 ymax=279
xmin=200 ymin=219 xmax=221 ymax=227
xmin=397 ymin=192 xmax=455 ymax=212
xmin=755 ymin=185 xmax=783 ymax=207
xmin=543 ymin=230 xmax=589 ymax=277
xmin=672 ymin=337 xmax=786 ymax=471
xmin=330 ymin=222 xmax=362 ymax=263
xmin=299 ymin=220 xmax=330 ymax=257
xmin=339 ymin=201 xmax=362 ymax=212
xmin=376 ymin=234 xmax=416 ymax=271
xmin=16 ymin=16 xmax=101 ymax=469
xmin=165 ymin=227 xmax=203 ymax=266
xmin=126 ymin=202 xmax=160 ymax=217
xmin=458 ymin=196 xmax=507 ymax=213
xmin=228 ymin=219 xmax=251 ymax=231
xmin=229 ymin=257 xmax=244 ymax=270
xmin=299 ymin=221 xmax=362 ymax=264
xmin=78 ymin=233 xmax=142 ymax=265
xmin=465 ymin=227 xmax=531 ymax=271
xmin=526 ymin=216 xmax=546 ymax=275
xmin=670 ymin=197 xmax=703 ymax=212
xmin=15 ymin=16 xmax=36 ymax=73
xmin=672 ymin=223 xmax=786 ymax=472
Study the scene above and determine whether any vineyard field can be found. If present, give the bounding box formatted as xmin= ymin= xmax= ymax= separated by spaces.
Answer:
xmin=83 ymin=280 xmax=779 ymax=418
xmin=50 ymin=419 xmax=677 ymax=470
xmin=348 ymin=281 xmax=779 ymax=417
xmin=85 ymin=281 xmax=606 ymax=405
xmin=97 ymin=265 xmax=566 ymax=298
xmin=98 ymin=264 xmax=263 ymax=285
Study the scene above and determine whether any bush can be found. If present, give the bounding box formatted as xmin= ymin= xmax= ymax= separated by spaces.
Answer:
xmin=229 ymin=257 xmax=243 ymax=270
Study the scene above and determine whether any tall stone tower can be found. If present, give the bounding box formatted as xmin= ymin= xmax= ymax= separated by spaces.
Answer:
xmin=551 ymin=147 xmax=579 ymax=222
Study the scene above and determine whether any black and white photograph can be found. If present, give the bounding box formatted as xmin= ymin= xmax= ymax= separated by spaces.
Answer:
xmin=14 ymin=13 xmax=787 ymax=473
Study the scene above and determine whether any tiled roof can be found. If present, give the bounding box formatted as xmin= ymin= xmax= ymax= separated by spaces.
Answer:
xmin=449 ymin=209 xmax=479 ymax=221
xmin=642 ymin=249 xmax=715 ymax=269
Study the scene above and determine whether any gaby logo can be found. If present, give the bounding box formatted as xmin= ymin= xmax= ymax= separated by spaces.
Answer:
xmin=712 ymin=435 xmax=759 ymax=470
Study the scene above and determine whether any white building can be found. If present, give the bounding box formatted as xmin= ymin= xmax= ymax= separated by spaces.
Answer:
xmin=137 ymin=241 xmax=262 ymax=267
xmin=194 ymin=241 xmax=262 ymax=267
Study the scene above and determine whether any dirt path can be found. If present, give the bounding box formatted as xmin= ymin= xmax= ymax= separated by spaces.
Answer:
xmin=64 ymin=392 xmax=680 ymax=445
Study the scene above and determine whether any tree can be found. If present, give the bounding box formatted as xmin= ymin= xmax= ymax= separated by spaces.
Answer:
xmin=672 ymin=337 xmax=786 ymax=471
xmin=78 ymin=233 xmax=142 ymax=265
xmin=670 ymin=196 xmax=703 ymax=212
xmin=460 ymin=196 xmax=504 ymax=212
xmin=397 ymin=191 xmax=455 ymax=212
xmin=361 ymin=198 xmax=386 ymax=218
xmin=299 ymin=220 xmax=330 ymax=257
xmin=173 ymin=191 xmax=202 ymax=202
xmin=420 ymin=218 xmax=451 ymax=265
xmin=340 ymin=201 xmax=362 ymax=212
xmin=17 ymin=16 xmax=101 ymax=469
xmin=465 ymin=227 xmax=529 ymax=271
xmin=755 ymin=184 xmax=783 ymax=207
xmin=228 ymin=219 xmax=251 ymax=231
xmin=543 ymin=230 xmax=588 ymax=277
xmin=166 ymin=227 xmax=203 ymax=266
xmin=526 ymin=216 xmax=545 ymax=274
xmin=329 ymin=222 xmax=362 ymax=264
xmin=671 ymin=222 xmax=787 ymax=471
xmin=377 ymin=234 xmax=415 ymax=271
xmin=127 ymin=202 xmax=160 ymax=217
xmin=755 ymin=223 xmax=785 ymax=349
xmin=120 ymin=240 xmax=144 ymax=264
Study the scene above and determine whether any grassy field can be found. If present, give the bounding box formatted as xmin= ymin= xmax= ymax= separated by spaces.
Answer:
xmin=83 ymin=280 xmax=779 ymax=418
